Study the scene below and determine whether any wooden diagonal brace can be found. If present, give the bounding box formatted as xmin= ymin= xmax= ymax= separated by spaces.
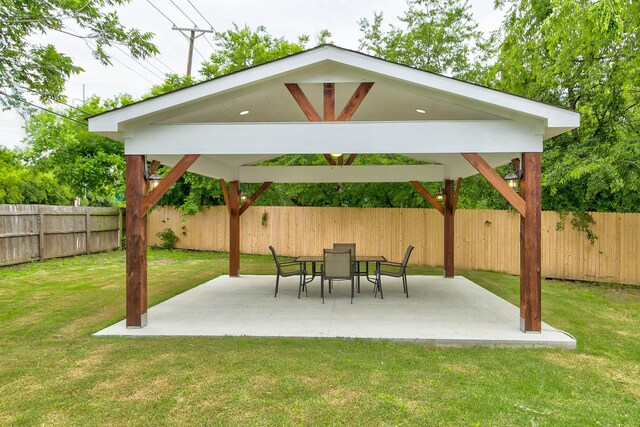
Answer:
xmin=410 ymin=181 xmax=444 ymax=215
xmin=141 ymin=155 xmax=200 ymax=215
xmin=345 ymin=154 xmax=357 ymax=165
xmin=219 ymin=179 xmax=231 ymax=216
xmin=148 ymin=160 xmax=161 ymax=176
xmin=285 ymin=83 xmax=321 ymax=121
xmin=462 ymin=153 xmax=525 ymax=217
xmin=453 ymin=177 xmax=462 ymax=214
xmin=239 ymin=182 xmax=272 ymax=216
xmin=337 ymin=82 xmax=374 ymax=121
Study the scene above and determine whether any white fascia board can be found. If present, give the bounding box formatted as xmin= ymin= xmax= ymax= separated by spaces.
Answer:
xmin=328 ymin=49 xmax=580 ymax=130
xmin=89 ymin=48 xmax=338 ymax=133
xmin=239 ymin=165 xmax=445 ymax=183
xmin=124 ymin=121 xmax=542 ymax=155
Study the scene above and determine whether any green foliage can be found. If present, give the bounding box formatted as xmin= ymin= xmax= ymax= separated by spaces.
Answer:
xmin=155 ymin=228 xmax=179 ymax=250
xmin=0 ymin=147 xmax=72 ymax=204
xmin=200 ymin=24 xmax=313 ymax=79
xmin=0 ymin=0 xmax=157 ymax=110
xmin=358 ymin=0 xmax=496 ymax=83
xmin=22 ymin=95 xmax=134 ymax=206
xmin=493 ymin=0 xmax=640 ymax=212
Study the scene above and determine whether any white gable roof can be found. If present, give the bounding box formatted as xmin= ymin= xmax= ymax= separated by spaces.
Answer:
xmin=88 ymin=45 xmax=579 ymax=183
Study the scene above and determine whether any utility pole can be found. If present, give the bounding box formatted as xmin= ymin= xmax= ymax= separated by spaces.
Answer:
xmin=171 ymin=26 xmax=214 ymax=76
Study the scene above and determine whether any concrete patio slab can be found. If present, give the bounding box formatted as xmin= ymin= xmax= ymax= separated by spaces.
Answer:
xmin=95 ymin=275 xmax=576 ymax=348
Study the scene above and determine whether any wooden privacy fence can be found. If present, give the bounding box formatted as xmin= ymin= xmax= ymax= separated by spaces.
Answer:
xmin=148 ymin=206 xmax=639 ymax=285
xmin=0 ymin=205 xmax=122 ymax=266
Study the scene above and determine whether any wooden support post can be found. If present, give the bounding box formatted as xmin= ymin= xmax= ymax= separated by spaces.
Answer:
xmin=520 ymin=153 xmax=542 ymax=332
xmin=125 ymin=155 xmax=147 ymax=328
xmin=444 ymin=179 xmax=455 ymax=278
xmin=229 ymin=180 xmax=240 ymax=277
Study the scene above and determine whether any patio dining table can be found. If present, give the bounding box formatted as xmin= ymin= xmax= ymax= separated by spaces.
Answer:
xmin=295 ymin=255 xmax=386 ymax=286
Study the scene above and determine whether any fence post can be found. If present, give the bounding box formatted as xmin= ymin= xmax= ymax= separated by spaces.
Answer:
xmin=85 ymin=209 xmax=91 ymax=255
xmin=38 ymin=207 xmax=45 ymax=261
xmin=118 ymin=208 xmax=124 ymax=250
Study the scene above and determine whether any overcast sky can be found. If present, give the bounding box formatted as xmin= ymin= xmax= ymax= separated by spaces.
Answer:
xmin=0 ymin=0 xmax=505 ymax=149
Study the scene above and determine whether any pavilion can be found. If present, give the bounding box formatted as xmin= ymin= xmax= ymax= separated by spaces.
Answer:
xmin=88 ymin=45 xmax=580 ymax=333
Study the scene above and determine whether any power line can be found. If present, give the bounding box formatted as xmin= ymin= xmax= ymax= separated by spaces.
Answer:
xmin=184 ymin=1 xmax=216 ymax=51
xmin=0 ymin=92 xmax=87 ymax=126
xmin=169 ymin=0 xmax=198 ymax=27
xmin=186 ymin=0 xmax=215 ymax=30
xmin=152 ymin=56 xmax=178 ymax=74
xmin=145 ymin=0 xmax=177 ymax=26
xmin=64 ymin=25 xmax=160 ymax=84
xmin=108 ymin=41 xmax=166 ymax=80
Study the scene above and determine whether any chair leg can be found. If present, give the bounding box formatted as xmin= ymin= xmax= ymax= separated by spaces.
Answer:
xmin=297 ymin=274 xmax=302 ymax=299
xmin=403 ymin=274 xmax=409 ymax=298
xmin=378 ymin=275 xmax=384 ymax=299
xmin=274 ymin=274 xmax=280 ymax=298
xmin=351 ymin=277 xmax=354 ymax=304
xmin=321 ymin=277 xmax=325 ymax=304
xmin=304 ymin=273 xmax=308 ymax=297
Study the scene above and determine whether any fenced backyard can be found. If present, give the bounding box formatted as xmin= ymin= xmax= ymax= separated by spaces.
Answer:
xmin=148 ymin=206 xmax=639 ymax=285
xmin=0 ymin=204 xmax=122 ymax=266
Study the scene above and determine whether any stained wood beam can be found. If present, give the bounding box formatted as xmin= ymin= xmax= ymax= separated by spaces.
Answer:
xmin=453 ymin=177 xmax=462 ymax=213
xmin=148 ymin=160 xmax=161 ymax=176
xmin=219 ymin=178 xmax=231 ymax=216
xmin=323 ymin=154 xmax=336 ymax=165
xmin=410 ymin=181 xmax=444 ymax=215
xmin=239 ymin=182 xmax=272 ymax=216
xmin=323 ymin=83 xmax=335 ymax=121
xmin=141 ymin=155 xmax=200 ymax=215
xmin=337 ymin=82 xmax=374 ymax=121
xmin=462 ymin=153 xmax=526 ymax=217
xmin=229 ymin=181 xmax=240 ymax=276
xmin=285 ymin=83 xmax=321 ymax=121
xmin=444 ymin=179 xmax=455 ymax=278
xmin=337 ymin=155 xmax=344 ymax=166
xmin=345 ymin=154 xmax=357 ymax=165
xmin=520 ymin=152 xmax=542 ymax=332
xmin=125 ymin=155 xmax=147 ymax=328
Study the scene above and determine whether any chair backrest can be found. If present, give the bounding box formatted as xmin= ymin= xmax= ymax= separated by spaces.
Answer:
xmin=333 ymin=243 xmax=356 ymax=259
xmin=268 ymin=245 xmax=282 ymax=271
xmin=323 ymin=249 xmax=352 ymax=280
xmin=400 ymin=245 xmax=415 ymax=269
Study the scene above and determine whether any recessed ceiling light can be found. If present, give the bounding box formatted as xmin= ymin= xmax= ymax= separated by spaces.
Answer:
xmin=415 ymin=108 xmax=427 ymax=114
xmin=239 ymin=110 xmax=250 ymax=115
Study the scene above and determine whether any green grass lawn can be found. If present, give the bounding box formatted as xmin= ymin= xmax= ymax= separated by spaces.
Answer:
xmin=0 ymin=249 xmax=638 ymax=426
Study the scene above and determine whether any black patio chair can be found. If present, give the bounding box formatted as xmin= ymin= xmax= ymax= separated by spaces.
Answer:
xmin=269 ymin=245 xmax=307 ymax=298
xmin=374 ymin=245 xmax=414 ymax=299
xmin=321 ymin=248 xmax=354 ymax=304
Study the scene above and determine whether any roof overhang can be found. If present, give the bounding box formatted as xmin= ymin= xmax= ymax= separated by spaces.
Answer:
xmin=88 ymin=45 xmax=579 ymax=183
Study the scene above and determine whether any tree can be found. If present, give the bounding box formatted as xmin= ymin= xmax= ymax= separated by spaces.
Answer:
xmin=493 ymin=0 xmax=640 ymax=213
xmin=23 ymin=95 xmax=135 ymax=205
xmin=0 ymin=0 xmax=157 ymax=110
xmin=0 ymin=147 xmax=72 ymax=204
xmin=358 ymin=0 xmax=495 ymax=83
xmin=200 ymin=24 xmax=317 ymax=79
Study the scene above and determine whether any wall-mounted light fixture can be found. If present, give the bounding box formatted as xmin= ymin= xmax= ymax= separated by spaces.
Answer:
xmin=504 ymin=158 xmax=522 ymax=192
xmin=435 ymin=184 xmax=444 ymax=202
